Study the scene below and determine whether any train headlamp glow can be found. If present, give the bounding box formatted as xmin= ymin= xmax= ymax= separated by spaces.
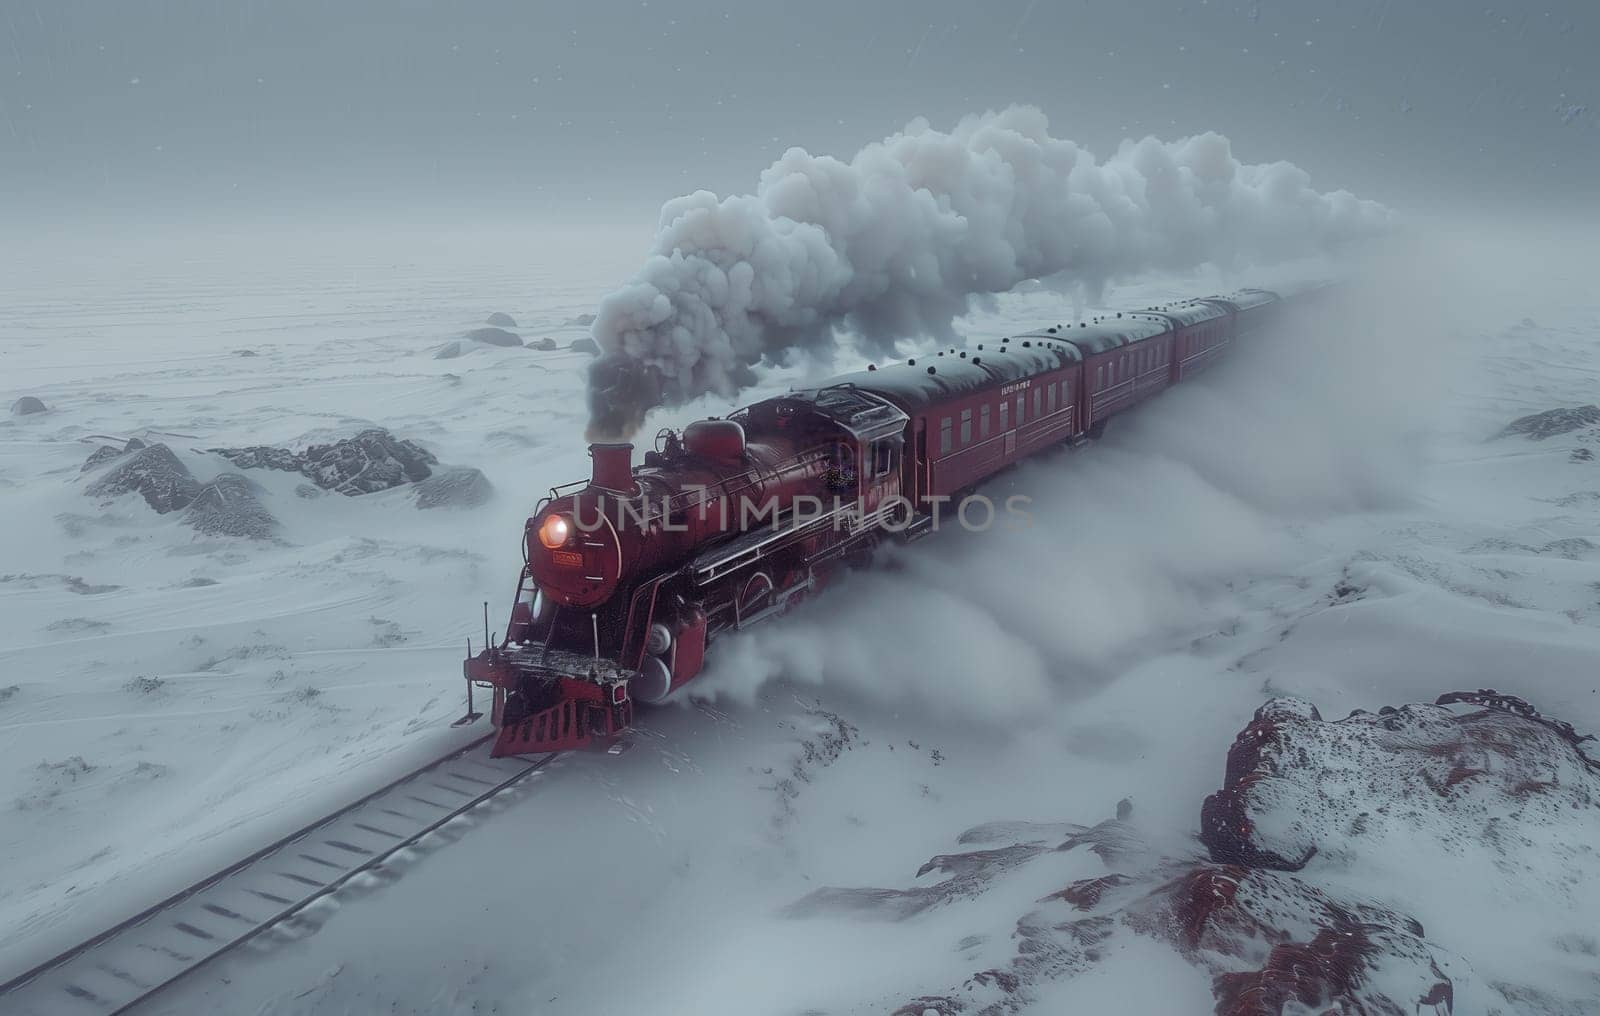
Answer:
xmin=537 ymin=514 xmax=572 ymax=550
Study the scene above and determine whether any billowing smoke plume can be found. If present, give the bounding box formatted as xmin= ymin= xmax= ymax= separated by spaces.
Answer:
xmin=586 ymin=105 xmax=1392 ymax=439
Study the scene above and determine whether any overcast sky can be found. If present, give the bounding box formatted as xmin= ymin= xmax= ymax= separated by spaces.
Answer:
xmin=3 ymin=0 xmax=1596 ymax=228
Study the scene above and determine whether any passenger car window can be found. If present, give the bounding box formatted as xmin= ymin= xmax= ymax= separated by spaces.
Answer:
xmin=940 ymin=417 xmax=952 ymax=454
xmin=874 ymin=441 xmax=893 ymax=476
xmin=960 ymin=408 xmax=972 ymax=445
xmin=980 ymin=404 xmax=990 ymax=438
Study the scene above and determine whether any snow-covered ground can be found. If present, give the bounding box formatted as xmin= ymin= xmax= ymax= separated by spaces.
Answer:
xmin=2 ymin=218 xmax=1597 ymax=1014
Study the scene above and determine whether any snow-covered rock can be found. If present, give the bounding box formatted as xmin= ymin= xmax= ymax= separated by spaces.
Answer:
xmin=412 ymin=466 xmax=492 ymax=509
xmin=182 ymin=474 xmax=278 ymax=539
xmin=485 ymin=312 xmax=517 ymax=328
xmin=569 ymin=337 xmax=600 ymax=355
xmin=565 ymin=312 xmax=596 ymax=327
xmin=433 ymin=340 xmax=466 ymax=360
xmin=1498 ymin=405 xmax=1600 ymax=440
xmin=1200 ymin=692 xmax=1600 ymax=879
xmin=464 ymin=326 xmax=522 ymax=347
xmin=80 ymin=437 xmax=148 ymax=473
xmin=527 ymin=336 xmax=558 ymax=351
xmin=10 ymin=396 xmax=47 ymax=416
xmin=790 ymin=693 xmax=1600 ymax=1014
xmin=84 ymin=443 xmax=200 ymax=514
xmin=210 ymin=428 xmax=436 ymax=496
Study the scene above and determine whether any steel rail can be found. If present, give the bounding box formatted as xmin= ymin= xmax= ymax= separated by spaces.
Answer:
xmin=0 ymin=735 xmax=553 ymax=1016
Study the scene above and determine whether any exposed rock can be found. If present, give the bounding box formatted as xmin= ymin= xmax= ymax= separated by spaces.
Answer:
xmin=1499 ymin=405 xmax=1600 ymax=440
xmin=485 ymin=312 xmax=517 ymax=328
xmin=210 ymin=428 xmax=436 ymax=496
xmin=569 ymin=337 xmax=601 ymax=355
xmin=182 ymin=473 xmax=277 ymax=539
xmin=294 ymin=483 xmax=323 ymax=499
xmin=1133 ymin=866 xmax=1457 ymax=1016
xmin=413 ymin=466 xmax=492 ymax=509
xmin=565 ymin=312 xmax=596 ymax=327
xmin=1572 ymin=447 xmax=1594 ymax=462
xmin=85 ymin=443 xmax=199 ymax=514
xmin=235 ymin=348 xmax=259 ymax=357
xmin=527 ymin=336 xmax=558 ymax=351
xmin=11 ymin=396 xmax=48 ymax=415
xmin=464 ymin=326 xmax=522 ymax=347
xmin=209 ymin=444 xmax=299 ymax=472
xmin=433 ymin=340 xmax=465 ymax=360
xmin=301 ymin=430 xmax=435 ymax=494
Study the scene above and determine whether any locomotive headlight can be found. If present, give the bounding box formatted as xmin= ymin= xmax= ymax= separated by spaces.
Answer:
xmin=537 ymin=514 xmax=572 ymax=550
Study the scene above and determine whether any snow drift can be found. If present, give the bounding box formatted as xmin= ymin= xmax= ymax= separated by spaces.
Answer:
xmin=585 ymin=105 xmax=1393 ymax=439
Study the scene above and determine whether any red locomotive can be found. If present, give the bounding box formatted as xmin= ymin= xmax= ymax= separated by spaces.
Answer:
xmin=464 ymin=285 xmax=1308 ymax=755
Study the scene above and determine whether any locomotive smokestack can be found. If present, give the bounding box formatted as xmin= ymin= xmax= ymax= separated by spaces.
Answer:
xmin=588 ymin=442 xmax=638 ymax=495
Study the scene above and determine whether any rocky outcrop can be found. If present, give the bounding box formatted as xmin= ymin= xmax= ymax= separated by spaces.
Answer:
xmin=569 ymin=337 xmax=600 ymax=356
xmin=485 ymin=312 xmax=517 ymax=328
xmin=797 ymin=692 xmax=1600 ymax=1015
xmin=565 ymin=312 xmax=596 ymax=327
xmin=1499 ymin=406 xmax=1600 ymax=440
xmin=11 ymin=396 xmax=48 ymax=415
xmin=210 ymin=428 xmax=436 ymax=496
xmin=85 ymin=443 xmax=199 ymax=514
xmin=1200 ymin=692 xmax=1600 ymax=880
xmin=182 ymin=473 xmax=277 ymax=539
xmin=527 ymin=336 xmax=558 ymax=351
xmin=464 ymin=326 xmax=522 ymax=347
xmin=413 ymin=466 xmax=492 ymax=509
xmin=81 ymin=437 xmax=148 ymax=472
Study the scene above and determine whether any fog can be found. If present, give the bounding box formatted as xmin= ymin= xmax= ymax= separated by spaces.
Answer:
xmin=6 ymin=5 xmax=1600 ymax=1014
xmin=3 ymin=0 xmax=1597 ymax=234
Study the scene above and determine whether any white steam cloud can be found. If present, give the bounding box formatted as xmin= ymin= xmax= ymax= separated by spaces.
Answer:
xmin=585 ymin=105 xmax=1393 ymax=438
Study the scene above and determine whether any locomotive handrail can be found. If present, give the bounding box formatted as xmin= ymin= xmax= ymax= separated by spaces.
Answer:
xmin=690 ymin=503 xmax=851 ymax=584
xmin=620 ymin=572 xmax=673 ymax=670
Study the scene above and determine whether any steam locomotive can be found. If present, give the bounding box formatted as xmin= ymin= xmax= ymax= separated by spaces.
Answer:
xmin=464 ymin=285 xmax=1318 ymax=755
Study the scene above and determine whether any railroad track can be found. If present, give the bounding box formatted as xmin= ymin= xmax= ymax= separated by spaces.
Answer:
xmin=0 ymin=736 xmax=555 ymax=1016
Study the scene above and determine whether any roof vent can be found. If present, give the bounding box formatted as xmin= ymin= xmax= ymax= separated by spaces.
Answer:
xmin=937 ymin=351 xmax=944 ymax=357
xmin=908 ymin=358 xmax=916 ymax=366
xmin=927 ymin=366 xmax=936 ymax=375
xmin=972 ymin=356 xmax=981 ymax=365
xmin=959 ymin=351 xmax=967 ymax=358
xmin=1047 ymin=326 xmax=1057 ymax=333
xmin=1022 ymin=340 xmax=1031 ymax=347
xmin=1080 ymin=322 xmax=1087 ymax=328
xmin=1117 ymin=312 xmax=1122 ymax=318
xmin=867 ymin=363 xmax=877 ymax=371
xmin=977 ymin=344 xmax=983 ymax=350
